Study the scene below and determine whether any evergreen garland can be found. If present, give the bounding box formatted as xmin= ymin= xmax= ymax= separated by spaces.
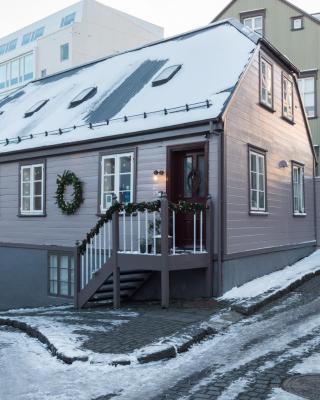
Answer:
xmin=78 ymin=199 xmax=206 ymax=254
xmin=56 ymin=170 xmax=84 ymax=215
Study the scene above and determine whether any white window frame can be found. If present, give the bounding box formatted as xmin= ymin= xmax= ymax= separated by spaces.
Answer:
xmin=292 ymin=164 xmax=305 ymax=215
xmin=260 ymin=56 xmax=273 ymax=109
xmin=282 ymin=74 xmax=294 ymax=121
xmin=298 ymin=75 xmax=316 ymax=118
xmin=249 ymin=150 xmax=266 ymax=212
xmin=20 ymin=163 xmax=44 ymax=215
xmin=243 ymin=15 xmax=264 ymax=36
xmin=100 ymin=152 xmax=134 ymax=213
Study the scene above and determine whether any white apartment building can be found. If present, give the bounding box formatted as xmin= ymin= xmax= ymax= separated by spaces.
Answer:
xmin=0 ymin=0 xmax=163 ymax=97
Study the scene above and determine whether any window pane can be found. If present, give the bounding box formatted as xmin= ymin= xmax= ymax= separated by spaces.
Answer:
xmin=198 ymin=155 xmax=205 ymax=197
xmin=34 ymin=181 xmax=42 ymax=196
xmin=34 ymin=196 xmax=42 ymax=211
xmin=60 ymin=43 xmax=69 ymax=61
xmin=184 ymin=156 xmax=193 ymax=198
xmin=22 ymin=183 xmax=30 ymax=196
xmin=22 ymin=168 xmax=31 ymax=182
xmin=250 ymin=154 xmax=257 ymax=172
xmin=251 ymin=172 xmax=257 ymax=190
xmin=119 ymin=191 xmax=131 ymax=204
xmin=244 ymin=18 xmax=253 ymax=30
xmin=60 ymin=282 xmax=69 ymax=296
xmin=0 ymin=64 xmax=6 ymax=89
xmin=50 ymin=267 xmax=58 ymax=280
xmin=259 ymin=174 xmax=264 ymax=190
xmin=34 ymin=166 xmax=42 ymax=181
xmin=50 ymin=255 xmax=58 ymax=268
xmin=304 ymin=77 xmax=314 ymax=92
xmin=258 ymin=156 xmax=264 ymax=173
xmin=22 ymin=197 xmax=30 ymax=211
xmin=104 ymin=176 xmax=114 ymax=192
xmin=119 ymin=174 xmax=131 ymax=191
xmin=251 ymin=190 xmax=258 ymax=209
xmin=61 ymin=256 xmax=69 ymax=268
xmin=259 ymin=191 xmax=265 ymax=209
xmin=50 ymin=280 xmax=58 ymax=294
xmin=120 ymin=156 xmax=131 ymax=173
xmin=254 ymin=16 xmax=262 ymax=29
xmin=104 ymin=158 xmax=115 ymax=174
xmin=10 ymin=59 xmax=19 ymax=85
xmin=24 ymin=54 xmax=34 ymax=81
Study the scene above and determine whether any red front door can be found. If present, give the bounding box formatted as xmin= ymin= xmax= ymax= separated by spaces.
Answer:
xmin=168 ymin=146 xmax=207 ymax=249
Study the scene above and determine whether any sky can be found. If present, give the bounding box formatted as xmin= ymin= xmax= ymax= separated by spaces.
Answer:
xmin=0 ymin=0 xmax=319 ymax=38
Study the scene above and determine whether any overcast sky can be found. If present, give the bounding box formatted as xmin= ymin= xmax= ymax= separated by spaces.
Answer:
xmin=0 ymin=0 xmax=319 ymax=38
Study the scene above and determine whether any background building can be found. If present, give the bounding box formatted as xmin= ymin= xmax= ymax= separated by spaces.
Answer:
xmin=213 ymin=0 xmax=320 ymax=165
xmin=0 ymin=0 xmax=163 ymax=98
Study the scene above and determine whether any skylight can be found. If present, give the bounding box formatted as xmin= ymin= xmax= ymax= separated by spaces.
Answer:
xmin=24 ymin=99 xmax=49 ymax=118
xmin=60 ymin=12 xmax=76 ymax=28
xmin=68 ymin=87 xmax=97 ymax=108
xmin=152 ymin=65 xmax=182 ymax=87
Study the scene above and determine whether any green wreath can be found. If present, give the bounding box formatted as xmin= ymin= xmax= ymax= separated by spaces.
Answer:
xmin=55 ymin=170 xmax=84 ymax=215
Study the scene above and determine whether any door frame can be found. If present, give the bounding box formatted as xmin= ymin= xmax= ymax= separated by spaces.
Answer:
xmin=166 ymin=141 xmax=209 ymax=202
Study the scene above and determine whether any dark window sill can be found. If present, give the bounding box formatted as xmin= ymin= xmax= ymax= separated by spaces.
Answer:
xmin=291 ymin=28 xmax=304 ymax=31
xmin=17 ymin=213 xmax=47 ymax=218
xmin=48 ymin=294 xmax=74 ymax=299
xmin=281 ymin=115 xmax=295 ymax=125
xmin=307 ymin=116 xmax=318 ymax=120
xmin=249 ymin=211 xmax=269 ymax=216
xmin=259 ymin=102 xmax=275 ymax=113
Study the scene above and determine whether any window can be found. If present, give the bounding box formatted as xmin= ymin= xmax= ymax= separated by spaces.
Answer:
xmin=249 ymin=149 xmax=266 ymax=212
xmin=152 ymin=65 xmax=182 ymax=87
xmin=101 ymin=153 xmax=134 ymax=212
xmin=24 ymin=99 xmax=49 ymax=118
xmin=10 ymin=59 xmax=19 ymax=86
xmin=22 ymin=27 xmax=45 ymax=46
xmin=282 ymin=74 xmax=294 ymax=121
xmin=291 ymin=16 xmax=304 ymax=31
xmin=0 ymin=64 xmax=6 ymax=90
xmin=298 ymin=73 xmax=317 ymax=118
xmin=0 ymin=39 xmax=17 ymax=56
xmin=292 ymin=164 xmax=305 ymax=215
xmin=69 ymin=87 xmax=97 ymax=108
xmin=41 ymin=69 xmax=47 ymax=78
xmin=20 ymin=163 xmax=45 ymax=215
xmin=24 ymin=53 xmax=34 ymax=81
xmin=260 ymin=57 xmax=273 ymax=109
xmin=60 ymin=43 xmax=69 ymax=61
xmin=49 ymin=254 xmax=74 ymax=298
xmin=243 ymin=16 xmax=264 ymax=36
xmin=60 ymin=12 xmax=76 ymax=28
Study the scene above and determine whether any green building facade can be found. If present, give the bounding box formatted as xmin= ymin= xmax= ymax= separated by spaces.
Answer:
xmin=214 ymin=0 xmax=320 ymax=163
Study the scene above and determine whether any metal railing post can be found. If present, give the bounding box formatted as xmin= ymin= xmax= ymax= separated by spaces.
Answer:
xmin=205 ymin=196 xmax=214 ymax=297
xmin=74 ymin=242 xmax=81 ymax=309
xmin=160 ymin=193 xmax=169 ymax=308
xmin=112 ymin=200 xmax=120 ymax=309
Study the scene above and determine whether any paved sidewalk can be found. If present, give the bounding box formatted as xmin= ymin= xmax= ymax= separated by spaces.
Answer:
xmin=0 ymin=299 xmax=226 ymax=363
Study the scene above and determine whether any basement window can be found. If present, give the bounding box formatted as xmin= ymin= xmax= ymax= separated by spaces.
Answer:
xmin=24 ymin=99 xmax=49 ymax=118
xmin=49 ymin=253 xmax=75 ymax=298
xmin=68 ymin=87 xmax=97 ymax=108
xmin=152 ymin=65 xmax=182 ymax=87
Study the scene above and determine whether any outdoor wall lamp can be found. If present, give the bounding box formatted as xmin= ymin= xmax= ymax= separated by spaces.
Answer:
xmin=279 ymin=160 xmax=289 ymax=168
xmin=153 ymin=170 xmax=165 ymax=181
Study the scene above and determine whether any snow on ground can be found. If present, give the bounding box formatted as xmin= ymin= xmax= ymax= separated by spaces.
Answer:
xmin=291 ymin=352 xmax=320 ymax=374
xmin=267 ymin=388 xmax=302 ymax=399
xmin=222 ymin=250 xmax=320 ymax=305
xmin=0 ymin=307 xmax=136 ymax=362
xmin=1 ymin=291 xmax=320 ymax=400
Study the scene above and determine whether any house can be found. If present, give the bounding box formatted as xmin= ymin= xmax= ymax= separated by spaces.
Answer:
xmin=0 ymin=19 xmax=317 ymax=311
xmin=0 ymin=0 xmax=163 ymax=98
xmin=213 ymin=0 xmax=320 ymax=172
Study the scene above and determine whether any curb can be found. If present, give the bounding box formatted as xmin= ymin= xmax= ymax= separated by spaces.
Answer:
xmin=230 ymin=268 xmax=320 ymax=316
xmin=0 ymin=318 xmax=88 ymax=364
xmin=0 ymin=316 xmax=216 ymax=366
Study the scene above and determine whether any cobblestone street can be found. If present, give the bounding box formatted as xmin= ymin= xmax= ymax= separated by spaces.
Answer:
xmin=1 ymin=277 xmax=320 ymax=399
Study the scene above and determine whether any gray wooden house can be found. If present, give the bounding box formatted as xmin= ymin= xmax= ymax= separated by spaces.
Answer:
xmin=0 ymin=19 xmax=316 ymax=311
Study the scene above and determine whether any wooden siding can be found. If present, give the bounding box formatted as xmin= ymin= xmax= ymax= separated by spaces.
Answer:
xmin=0 ymin=135 xmax=219 ymax=247
xmin=224 ymin=46 xmax=316 ymax=255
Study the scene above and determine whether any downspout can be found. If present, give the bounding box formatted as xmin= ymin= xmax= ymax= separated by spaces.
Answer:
xmin=210 ymin=120 xmax=224 ymax=296
xmin=313 ymin=157 xmax=318 ymax=247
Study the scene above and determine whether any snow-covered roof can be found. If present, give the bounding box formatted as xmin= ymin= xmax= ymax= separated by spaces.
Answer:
xmin=0 ymin=19 xmax=258 ymax=154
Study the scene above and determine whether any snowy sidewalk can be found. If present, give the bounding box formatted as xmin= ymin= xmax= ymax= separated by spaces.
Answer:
xmin=0 ymin=299 xmax=224 ymax=365
xmin=221 ymin=249 xmax=320 ymax=315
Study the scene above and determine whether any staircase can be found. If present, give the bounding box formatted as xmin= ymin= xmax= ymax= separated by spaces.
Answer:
xmin=85 ymin=270 xmax=152 ymax=307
